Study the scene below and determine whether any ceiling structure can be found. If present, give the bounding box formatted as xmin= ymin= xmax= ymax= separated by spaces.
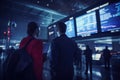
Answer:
xmin=0 ymin=0 xmax=116 ymax=45
xmin=0 ymin=0 xmax=110 ymax=26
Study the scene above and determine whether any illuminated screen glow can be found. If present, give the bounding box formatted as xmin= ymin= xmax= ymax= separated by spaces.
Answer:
xmin=65 ymin=19 xmax=75 ymax=38
xmin=48 ymin=25 xmax=57 ymax=40
xmin=92 ymin=54 xmax=101 ymax=60
xmin=76 ymin=12 xmax=97 ymax=37
xmin=99 ymin=2 xmax=120 ymax=32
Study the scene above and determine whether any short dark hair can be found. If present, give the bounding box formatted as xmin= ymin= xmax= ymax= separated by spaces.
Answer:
xmin=27 ymin=22 xmax=38 ymax=36
xmin=86 ymin=45 xmax=90 ymax=49
xmin=105 ymin=46 xmax=108 ymax=49
xmin=57 ymin=22 xmax=66 ymax=33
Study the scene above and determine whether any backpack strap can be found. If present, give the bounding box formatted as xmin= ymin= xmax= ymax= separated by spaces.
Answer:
xmin=23 ymin=38 xmax=34 ymax=49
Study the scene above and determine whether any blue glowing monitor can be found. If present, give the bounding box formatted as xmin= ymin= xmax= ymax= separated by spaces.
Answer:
xmin=65 ymin=18 xmax=75 ymax=38
xmin=48 ymin=25 xmax=57 ymax=41
xmin=75 ymin=12 xmax=97 ymax=37
xmin=99 ymin=1 xmax=120 ymax=32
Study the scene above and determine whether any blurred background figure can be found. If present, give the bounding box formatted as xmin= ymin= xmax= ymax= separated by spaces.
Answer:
xmin=74 ymin=47 xmax=82 ymax=74
xmin=84 ymin=45 xmax=92 ymax=75
xmin=102 ymin=46 xmax=111 ymax=69
xmin=0 ymin=47 xmax=3 ymax=55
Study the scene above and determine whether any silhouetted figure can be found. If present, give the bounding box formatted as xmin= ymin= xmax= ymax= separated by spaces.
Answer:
xmin=103 ymin=46 xmax=111 ymax=69
xmin=0 ymin=47 xmax=3 ymax=55
xmin=74 ymin=48 xmax=82 ymax=72
xmin=50 ymin=22 xmax=78 ymax=80
xmin=84 ymin=45 xmax=92 ymax=74
xmin=0 ymin=47 xmax=3 ymax=62
xmin=75 ymin=48 xmax=82 ymax=65
xmin=20 ymin=22 xmax=43 ymax=80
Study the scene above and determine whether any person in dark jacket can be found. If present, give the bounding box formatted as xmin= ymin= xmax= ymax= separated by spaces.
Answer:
xmin=20 ymin=22 xmax=43 ymax=80
xmin=102 ymin=46 xmax=111 ymax=69
xmin=84 ymin=45 xmax=92 ymax=74
xmin=50 ymin=22 xmax=78 ymax=80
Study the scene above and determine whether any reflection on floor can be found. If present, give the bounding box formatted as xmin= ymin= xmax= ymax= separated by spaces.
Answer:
xmin=43 ymin=60 xmax=120 ymax=80
xmin=43 ymin=65 xmax=112 ymax=80
xmin=0 ymin=52 xmax=120 ymax=80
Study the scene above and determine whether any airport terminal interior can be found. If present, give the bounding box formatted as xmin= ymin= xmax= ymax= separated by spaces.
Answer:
xmin=0 ymin=0 xmax=120 ymax=80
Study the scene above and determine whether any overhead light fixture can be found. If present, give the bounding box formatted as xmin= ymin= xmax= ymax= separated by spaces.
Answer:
xmin=69 ymin=17 xmax=73 ymax=20
xmin=51 ymin=0 xmax=53 ymax=2
xmin=46 ymin=4 xmax=49 ymax=7
xmin=14 ymin=2 xmax=67 ymax=17
xmin=37 ymin=1 xmax=40 ymax=4
xmin=72 ymin=8 xmax=75 ymax=11
xmin=87 ymin=2 xmax=109 ymax=13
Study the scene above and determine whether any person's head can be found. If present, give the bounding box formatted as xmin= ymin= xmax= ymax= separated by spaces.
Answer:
xmin=57 ymin=22 xmax=67 ymax=35
xmin=105 ymin=46 xmax=108 ymax=49
xmin=86 ymin=45 xmax=90 ymax=49
xmin=27 ymin=22 xmax=40 ymax=37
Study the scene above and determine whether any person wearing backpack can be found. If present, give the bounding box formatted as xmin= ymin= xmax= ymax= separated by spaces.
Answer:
xmin=19 ymin=22 xmax=43 ymax=80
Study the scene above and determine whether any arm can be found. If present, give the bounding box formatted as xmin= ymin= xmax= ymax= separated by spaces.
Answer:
xmin=73 ymin=42 xmax=79 ymax=60
xmin=50 ymin=40 xmax=59 ymax=77
xmin=32 ymin=40 xmax=43 ymax=80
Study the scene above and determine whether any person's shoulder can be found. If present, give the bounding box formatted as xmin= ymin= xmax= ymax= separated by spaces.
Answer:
xmin=68 ymin=38 xmax=77 ymax=45
xmin=103 ymin=49 xmax=106 ymax=52
xmin=51 ymin=37 xmax=60 ymax=45
xmin=52 ymin=37 xmax=60 ymax=42
xmin=70 ymin=39 xmax=76 ymax=43
xmin=20 ymin=36 xmax=29 ymax=45
xmin=20 ymin=37 xmax=27 ymax=42
xmin=20 ymin=36 xmax=33 ymax=42
xmin=33 ymin=38 xmax=43 ymax=43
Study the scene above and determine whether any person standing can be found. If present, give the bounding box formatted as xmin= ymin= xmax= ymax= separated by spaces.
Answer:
xmin=102 ymin=46 xmax=111 ymax=69
xmin=20 ymin=22 xmax=43 ymax=80
xmin=84 ymin=45 xmax=92 ymax=74
xmin=0 ymin=47 xmax=3 ymax=55
xmin=50 ymin=22 xmax=78 ymax=80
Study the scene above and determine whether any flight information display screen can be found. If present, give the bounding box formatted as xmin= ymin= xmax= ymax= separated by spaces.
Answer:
xmin=65 ymin=18 xmax=75 ymax=38
xmin=76 ymin=12 xmax=97 ymax=37
xmin=48 ymin=25 xmax=57 ymax=41
xmin=99 ymin=1 xmax=120 ymax=32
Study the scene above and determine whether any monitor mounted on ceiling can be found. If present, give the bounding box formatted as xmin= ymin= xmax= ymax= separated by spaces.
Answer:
xmin=99 ymin=1 xmax=120 ymax=33
xmin=64 ymin=17 xmax=76 ymax=38
xmin=75 ymin=11 xmax=98 ymax=37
